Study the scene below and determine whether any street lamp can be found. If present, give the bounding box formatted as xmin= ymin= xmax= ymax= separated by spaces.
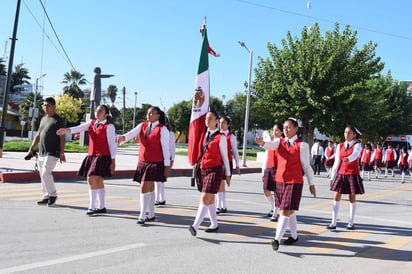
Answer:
xmin=133 ymin=91 xmax=138 ymax=128
xmin=30 ymin=73 xmax=46 ymax=140
xmin=238 ymin=41 xmax=253 ymax=167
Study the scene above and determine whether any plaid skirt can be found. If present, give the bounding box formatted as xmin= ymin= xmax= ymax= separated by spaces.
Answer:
xmin=330 ymin=174 xmax=365 ymax=195
xmin=362 ymin=162 xmax=373 ymax=171
xmin=262 ymin=167 xmax=276 ymax=191
xmin=196 ymin=165 xmax=223 ymax=194
xmin=275 ymin=182 xmax=303 ymax=210
xmin=386 ymin=160 xmax=396 ymax=169
xmin=400 ymin=164 xmax=409 ymax=172
xmin=324 ymin=158 xmax=335 ymax=168
xmin=374 ymin=159 xmax=383 ymax=168
xmin=78 ymin=155 xmax=112 ymax=177
xmin=133 ymin=161 xmax=166 ymax=183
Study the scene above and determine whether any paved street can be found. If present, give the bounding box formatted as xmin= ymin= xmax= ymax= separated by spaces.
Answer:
xmin=0 ymin=168 xmax=411 ymax=273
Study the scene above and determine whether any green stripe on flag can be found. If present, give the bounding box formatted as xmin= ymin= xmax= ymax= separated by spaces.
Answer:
xmin=197 ymin=27 xmax=209 ymax=74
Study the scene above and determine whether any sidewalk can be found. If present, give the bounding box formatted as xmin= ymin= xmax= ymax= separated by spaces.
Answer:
xmin=0 ymin=145 xmax=262 ymax=183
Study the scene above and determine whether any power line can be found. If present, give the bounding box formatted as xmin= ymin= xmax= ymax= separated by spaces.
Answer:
xmin=38 ymin=0 xmax=76 ymax=70
xmin=236 ymin=0 xmax=412 ymax=41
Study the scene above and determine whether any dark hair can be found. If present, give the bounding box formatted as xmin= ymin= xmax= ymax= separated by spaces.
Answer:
xmin=165 ymin=116 xmax=171 ymax=131
xmin=45 ymin=97 xmax=56 ymax=105
xmin=346 ymin=125 xmax=361 ymax=139
xmin=220 ymin=116 xmax=232 ymax=132
xmin=208 ymin=110 xmax=220 ymax=129
xmin=286 ymin=117 xmax=298 ymax=128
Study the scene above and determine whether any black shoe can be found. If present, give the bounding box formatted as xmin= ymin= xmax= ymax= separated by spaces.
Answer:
xmin=205 ymin=226 xmax=219 ymax=233
xmin=220 ymin=208 xmax=227 ymax=213
xmin=154 ymin=201 xmax=160 ymax=206
xmin=216 ymin=208 xmax=221 ymax=214
xmin=94 ymin=208 xmax=107 ymax=214
xmin=86 ymin=209 xmax=95 ymax=215
xmin=271 ymin=239 xmax=280 ymax=251
xmin=270 ymin=215 xmax=278 ymax=222
xmin=346 ymin=224 xmax=355 ymax=230
xmin=283 ymin=236 xmax=299 ymax=245
xmin=145 ymin=216 xmax=156 ymax=222
xmin=326 ymin=224 xmax=337 ymax=230
xmin=157 ymin=200 xmax=166 ymax=205
xmin=188 ymin=225 xmax=197 ymax=236
xmin=47 ymin=196 xmax=57 ymax=206
xmin=37 ymin=198 xmax=49 ymax=205
xmin=267 ymin=210 xmax=274 ymax=217
xmin=137 ymin=218 xmax=145 ymax=225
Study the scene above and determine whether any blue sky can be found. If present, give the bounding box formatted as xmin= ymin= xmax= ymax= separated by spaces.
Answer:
xmin=1 ymin=0 xmax=412 ymax=112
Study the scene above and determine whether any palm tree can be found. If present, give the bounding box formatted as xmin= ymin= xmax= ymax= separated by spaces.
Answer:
xmin=107 ymin=84 xmax=118 ymax=106
xmin=61 ymin=69 xmax=87 ymax=99
xmin=20 ymin=92 xmax=44 ymax=128
xmin=11 ymin=63 xmax=31 ymax=92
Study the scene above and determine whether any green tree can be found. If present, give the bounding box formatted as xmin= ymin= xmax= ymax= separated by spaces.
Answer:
xmin=20 ymin=92 xmax=44 ymax=129
xmin=253 ymin=22 xmax=384 ymax=145
xmin=55 ymin=93 xmax=83 ymax=125
xmin=167 ymin=100 xmax=192 ymax=142
xmin=107 ymin=84 xmax=118 ymax=106
xmin=11 ymin=63 xmax=31 ymax=92
xmin=61 ymin=69 xmax=87 ymax=99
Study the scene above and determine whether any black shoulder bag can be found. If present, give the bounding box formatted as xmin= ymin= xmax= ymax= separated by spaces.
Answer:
xmin=191 ymin=131 xmax=219 ymax=187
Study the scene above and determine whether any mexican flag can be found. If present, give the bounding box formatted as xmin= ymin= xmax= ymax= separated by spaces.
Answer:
xmin=188 ymin=20 xmax=219 ymax=166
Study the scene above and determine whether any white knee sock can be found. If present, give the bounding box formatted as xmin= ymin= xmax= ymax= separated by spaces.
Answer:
xmin=159 ymin=182 xmax=165 ymax=202
xmin=288 ymin=213 xmax=298 ymax=239
xmin=402 ymin=172 xmax=405 ymax=182
xmin=331 ymin=200 xmax=340 ymax=226
xmin=155 ymin=182 xmax=161 ymax=202
xmin=139 ymin=193 xmax=150 ymax=219
xmin=192 ymin=203 xmax=208 ymax=230
xmin=147 ymin=191 xmax=156 ymax=218
xmin=273 ymin=207 xmax=279 ymax=217
xmin=217 ymin=192 xmax=223 ymax=208
xmin=89 ymin=189 xmax=98 ymax=210
xmin=221 ymin=191 xmax=227 ymax=209
xmin=275 ymin=215 xmax=290 ymax=241
xmin=349 ymin=202 xmax=356 ymax=225
xmin=207 ymin=204 xmax=218 ymax=229
xmin=97 ymin=188 xmax=105 ymax=209
xmin=265 ymin=194 xmax=275 ymax=211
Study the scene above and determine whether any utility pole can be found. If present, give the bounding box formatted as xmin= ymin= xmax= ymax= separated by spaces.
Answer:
xmin=0 ymin=0 xmax=21 ymax=158
xmin=133 ymin=91 xmax=137 ymax=128
xmin=122 ymin=86 xmax=126 ymax=134
xmin=30 ymin=73 xmax=46 ymax=140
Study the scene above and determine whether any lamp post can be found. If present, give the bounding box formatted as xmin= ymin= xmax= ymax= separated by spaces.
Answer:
xmin=133 ymin=91 xmax=138 ymax=128
xmin=238 ymin=41 xmax=253 ymax=167
xmin=30 ymin=73 xmax=46 ymax=140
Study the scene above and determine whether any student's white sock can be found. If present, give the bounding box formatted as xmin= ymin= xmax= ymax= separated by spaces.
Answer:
xmin=138 ymin=193 xmax=150 ymax=220
xmin=207 ymin=204 xmax=218 ymax=229
xmin=265 ymin=194 xmax=275 ymax=211
xmin=221 ymin=191 xmax=227 ymax=209
xmin=97 ymin=188 xmax=105 ymax=209
xmin=192 ymin=203 xmax=208 ymax=230
xmin=275 ymin=215 xmax=290 ymax=241
xmin=159 ymin=182 xmax=165 ymax=202
xmin=402 ymin=172 xmax=405 ymax=182
xmin=217 ymin=192 xmax=223 ymax=208
xmin=288 ymin=213 xmax=298 ymax=239
xmin=348 ymin=202 xmax=356 ymax=225
xmin=273 ymin=207 xmax=279 ymax=217
xmin=147 ymin=191 xmax=155 ymax=218
xmin=331 ymin=200 xmax=340 ymax=226
xmin=89 ymin=189 xmax=98 ymax=210
xmin=155 ymin=182 xmax=161 ymax=201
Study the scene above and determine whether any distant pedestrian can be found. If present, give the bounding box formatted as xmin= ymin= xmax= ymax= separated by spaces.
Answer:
xmin=383 ymin=144 xmax=397 ymax=178
xmin=188 ymin=111 xmax=231 ymax=237
xmin=361 ymin=143 xmax=374 ymax=181
xmin=311 ymin=139 xmax=324 ymax=175
xmin=57 ymin=105 xmax=116 ymax=215
xmin=327 ymin=125 xmax=364 ymax=230
xmin=373 ymin=144 xmax=383 ymax=179
xmin=117 ymin=106 xmax=171 ymax=225
xmin=28 ymin=97 xmax=66 ymax=207
xmin=398 ymin=146 xmax=409 ymax=184
xmin=261 ymin=123 xmax=283 ymax=221
xmin=216 ymin=116 xmax=240 ymax=215
xmin=324 ymin=141 xmax=335 ymax=178
xmin=255 ymin=117 xmax=316 ymax=252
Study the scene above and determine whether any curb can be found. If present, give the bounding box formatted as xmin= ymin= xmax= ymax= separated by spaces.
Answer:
xmin=0 ymin=168 xmax=261 ymax=183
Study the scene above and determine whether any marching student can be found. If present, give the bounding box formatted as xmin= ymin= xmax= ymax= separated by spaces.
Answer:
xmin=327 ymin=125 xmax=364 ymax=230
xmin=373 ymin=143 xmax=383 ymax=179
xmin=56 ymin=104 xmax=116 ymax=215
xmin=154 ymin=116 xmax=176 ymax=206
xmin=255 ymin=117 xmax=316 ymax=251
xmin=324 ymin=141 xmax=335 ymax=178
xmin=261 ymin=123 xmax=283 ymax=221
xmin=117 ymin=106 xmax=171 ymax=225
xmin=398 ymin=146 xmax=409 ymax=184
xmin=188 ymin=111 xmax=231 ymax=236
xmin=216 ymin=116 xmax=240 ymax=215
xmin=361 ymin=143 xmax=374 ymax=181
xmin=383 ymin=144 xmax=397 ymax=178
